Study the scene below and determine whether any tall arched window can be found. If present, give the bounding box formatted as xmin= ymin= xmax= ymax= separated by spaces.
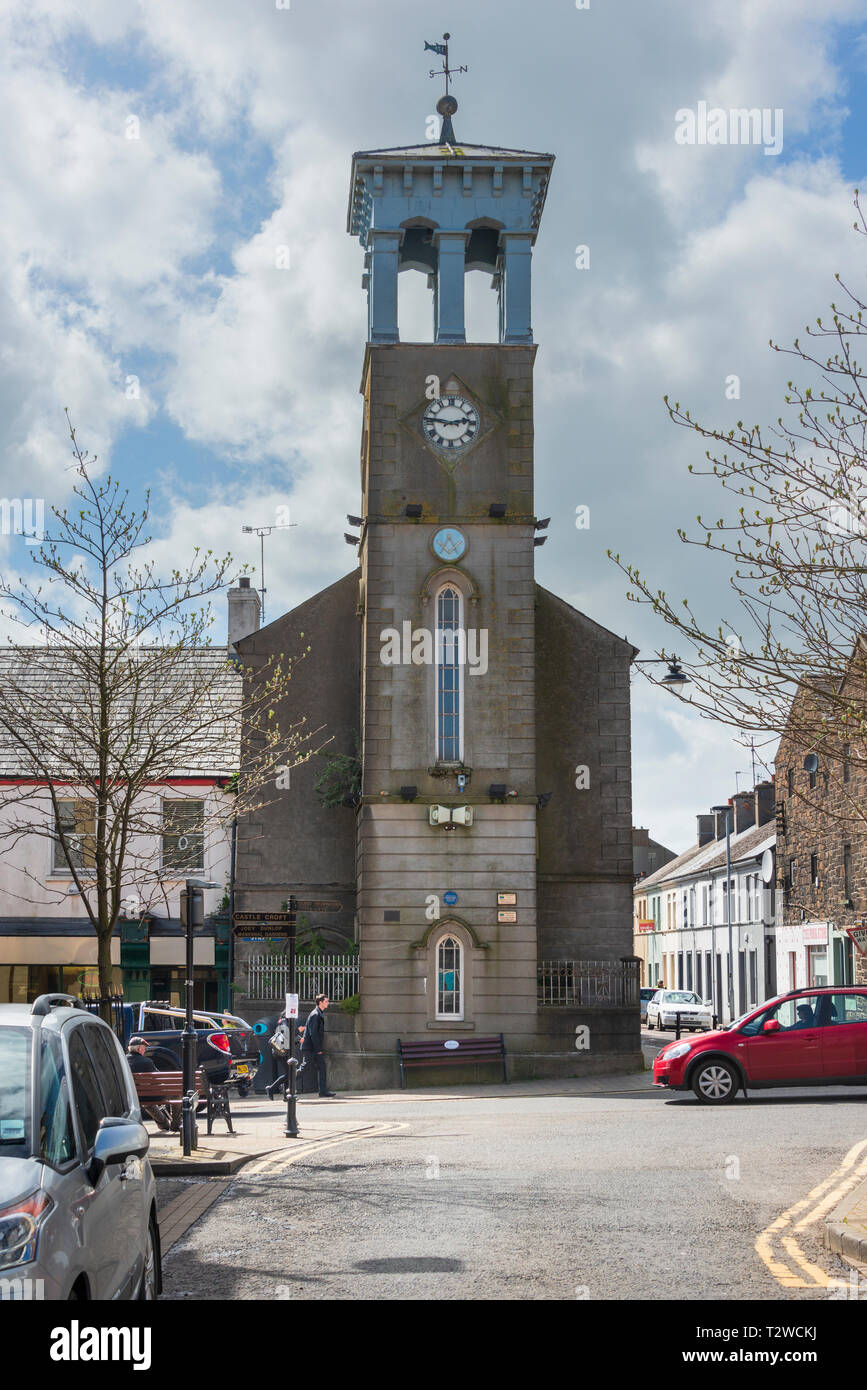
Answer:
xmin=436 ymin=584 xmax=462 ymax=762
xmin=436 ymin=934 xmax=463 ymax=1019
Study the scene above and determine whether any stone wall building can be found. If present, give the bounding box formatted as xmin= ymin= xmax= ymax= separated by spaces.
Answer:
xmin=232 ymin=95 xmax=641 ymax=1086
xmin=774 ymin=653 xmax=867 ymax=990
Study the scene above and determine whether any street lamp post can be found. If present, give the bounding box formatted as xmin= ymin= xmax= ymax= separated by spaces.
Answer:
xmin=181 ymin=877 xmax=221 ymax=1157
xmin=285 ymin=898 xmax=299 ymax=1139
xmin=712 ymin=806 xmax=735 ymax=1024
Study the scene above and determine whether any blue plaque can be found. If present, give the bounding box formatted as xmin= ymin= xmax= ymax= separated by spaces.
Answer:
xmin=443 ymin=891 xmax=458 ymax=905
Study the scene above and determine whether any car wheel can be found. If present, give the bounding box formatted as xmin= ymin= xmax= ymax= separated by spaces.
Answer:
xmin=138 ymin=1214 xmax=160 ymax=1301
xmin=691 ymin=1059 xmax=739 ymax=1104
xmin=648 ymin=1014 xmax=655 ymax=1031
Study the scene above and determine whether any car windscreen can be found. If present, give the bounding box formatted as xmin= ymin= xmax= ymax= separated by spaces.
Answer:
xmin=664 ymin=993 xmax=699 ymax=1004
xmin=0 ymin=1027 xmax=32 ymax=1155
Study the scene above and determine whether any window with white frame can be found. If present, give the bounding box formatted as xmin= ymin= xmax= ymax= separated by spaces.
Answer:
xmin=436 ymin=934 xmax=463 ymax=1018
xmin=53 ymin=799 xmax=96 ymax=873
xmin=436 ymin=585 xmax=462 ymax=763
xmin=161 ymin=799 xmax=205 ymax=873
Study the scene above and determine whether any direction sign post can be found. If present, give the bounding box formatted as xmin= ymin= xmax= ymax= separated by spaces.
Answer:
xmin=232 ymin=909 xmax=296 ymax=939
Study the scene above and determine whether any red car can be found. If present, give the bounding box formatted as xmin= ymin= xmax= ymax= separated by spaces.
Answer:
xmin=653 ymin=985 xmax=867 ymax=1103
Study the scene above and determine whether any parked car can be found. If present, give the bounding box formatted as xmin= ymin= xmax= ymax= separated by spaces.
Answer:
xmin=134 ymin=1002 xmax=259 ymax=1089
xmin=640 ymin=987 xmax=657 ymax=1022
xmin=653 ymin=985 xmax=867 ymax=1103
xmin=646 ymin=990 xmax=713 ymax=1032
xmin=0 ymin=994 xmax=160 ymax=1299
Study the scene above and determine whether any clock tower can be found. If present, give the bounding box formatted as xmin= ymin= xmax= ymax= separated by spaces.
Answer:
xmin=234 ymin=71 xmax=639 ymax=1086
xmin=348 ymin=95 xmax=557 ymax=1065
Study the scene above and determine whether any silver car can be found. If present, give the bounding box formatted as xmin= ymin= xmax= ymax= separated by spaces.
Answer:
xmin=0 ymin=994 xmax=160 ymax=1300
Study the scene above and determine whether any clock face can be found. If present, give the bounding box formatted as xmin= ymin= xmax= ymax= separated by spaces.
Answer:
xmin=432 ymin=527 xmax=467 ymax=562
xmin=422 ymin=394 xmax=480 ymax=453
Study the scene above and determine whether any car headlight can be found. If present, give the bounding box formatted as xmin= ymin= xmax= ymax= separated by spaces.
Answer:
xmin=662 ymin=1042 xmax=692 ymax=1060
xmin=0 ymin=1191 xmax=53 ymax=1270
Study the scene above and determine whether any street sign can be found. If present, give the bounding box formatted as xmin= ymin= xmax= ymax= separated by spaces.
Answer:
xmin=233 ymin=911 xmax=295 ymax=924
xmin=292 ymin=899 xmax=342 ymax=913
xmin=847 ymin=925 xmax=867 ymax=955
xmin=232 ymin=923 xmax=291 ymax=938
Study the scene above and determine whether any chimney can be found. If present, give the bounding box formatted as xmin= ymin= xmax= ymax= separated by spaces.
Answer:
xmin=697 ymin=813 xmax=715 ymax=847
xmin=633 ymin=828 xmax=650 ymax=846
xmin=732 ymin=791 xmax=755 ymax=835
xmin=228 ymin=577 xmax=261 ymax=651
xmin=754 ymin=779 xmax=775 ymax=827
xmin=712 ymin=805 xmax=731 ymax=840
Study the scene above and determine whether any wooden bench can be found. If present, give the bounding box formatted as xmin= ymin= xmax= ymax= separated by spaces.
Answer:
xmin=133 ymin=1070 xmax=234 ymax=1135
xmin=396 ymin=1034 xmax=508 ymax=1088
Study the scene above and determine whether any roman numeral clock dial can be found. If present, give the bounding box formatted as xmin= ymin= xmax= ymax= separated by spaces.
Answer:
xmin=422 ymin=394 xmax=480 ymax=454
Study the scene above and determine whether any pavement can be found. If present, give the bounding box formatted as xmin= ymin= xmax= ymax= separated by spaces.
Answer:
xmin=822 ymin=1144 xmax=867 ymax=1268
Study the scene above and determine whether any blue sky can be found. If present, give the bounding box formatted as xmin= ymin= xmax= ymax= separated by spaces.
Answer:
xmin=2 ymin=0 xmax=867 ymax=849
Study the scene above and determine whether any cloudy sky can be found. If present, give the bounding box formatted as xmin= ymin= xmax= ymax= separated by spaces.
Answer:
xmin=2 ymin=0 xmax=866 ymax=849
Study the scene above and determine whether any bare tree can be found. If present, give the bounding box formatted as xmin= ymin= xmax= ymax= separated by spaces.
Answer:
xmin=610 ymin=194 xmax=867 ymax=826
xmin=0 ymin=414 xmax=321 ymax=995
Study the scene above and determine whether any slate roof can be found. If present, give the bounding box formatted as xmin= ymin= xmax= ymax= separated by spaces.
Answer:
xmin=638 ymin=822 xmax=776 ymax=892
xmin=0 ymin=646 xmax=240 ymax=778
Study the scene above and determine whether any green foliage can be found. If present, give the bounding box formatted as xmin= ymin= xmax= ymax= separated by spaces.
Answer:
xmin=339 ymin=993 xmax=361 ymax=1016
xmin=313 ymin=734 xmax=361 ymax=808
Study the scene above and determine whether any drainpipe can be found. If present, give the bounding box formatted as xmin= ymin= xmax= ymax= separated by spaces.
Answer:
xmin=227 ymin=815 xmax=237 ymax=1009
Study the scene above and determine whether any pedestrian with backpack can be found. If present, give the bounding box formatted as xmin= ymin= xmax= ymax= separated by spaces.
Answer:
xmin=266 ymin=1015 xmax=306 ymax=1100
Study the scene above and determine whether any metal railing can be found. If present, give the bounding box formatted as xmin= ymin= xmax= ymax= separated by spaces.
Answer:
xmin=246 ymin=953 xmax=359 ymax=1003
xmin=538 ymin=959 xmax=640 ymax=1008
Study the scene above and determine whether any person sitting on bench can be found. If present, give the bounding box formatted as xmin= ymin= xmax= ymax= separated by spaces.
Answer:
xmin=126 ymin=1036 xmax=172 ymax=1130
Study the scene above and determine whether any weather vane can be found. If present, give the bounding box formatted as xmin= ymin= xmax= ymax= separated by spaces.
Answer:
xmin=424 ymin=32 xmax=467 ymax=97
xmin=424 ymin=32 xmax=466 ymax=144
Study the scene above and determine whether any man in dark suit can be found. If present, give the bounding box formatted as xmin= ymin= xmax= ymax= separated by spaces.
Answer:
xmin=297 ymin=995 xmax=337 ymax=1097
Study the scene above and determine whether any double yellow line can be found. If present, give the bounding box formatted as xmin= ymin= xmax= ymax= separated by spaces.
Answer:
xmin=756 ymin=1137 xmax=867 ymax=1290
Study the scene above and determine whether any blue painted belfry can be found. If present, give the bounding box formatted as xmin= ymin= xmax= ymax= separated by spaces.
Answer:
xmin=347 ymin=39 xmax=554 ymax=345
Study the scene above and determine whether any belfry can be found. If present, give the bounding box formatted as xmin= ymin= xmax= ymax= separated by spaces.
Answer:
xmin=234 ymin=47 xmax=640 ymax=1085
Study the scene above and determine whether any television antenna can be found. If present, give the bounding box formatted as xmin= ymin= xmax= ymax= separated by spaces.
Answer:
xmin=241 ymin=520 xmax=296 ymax=623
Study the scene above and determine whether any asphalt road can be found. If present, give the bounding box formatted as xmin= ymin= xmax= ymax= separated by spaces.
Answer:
xmin=159 ymin=1071 xmax=867 ymax=1301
